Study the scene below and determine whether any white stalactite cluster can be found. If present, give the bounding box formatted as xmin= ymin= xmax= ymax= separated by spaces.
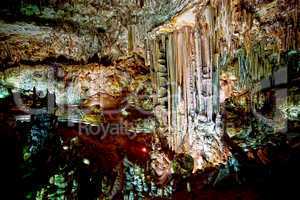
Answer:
xmin=147 ymin=5 xmax=227 ymax=171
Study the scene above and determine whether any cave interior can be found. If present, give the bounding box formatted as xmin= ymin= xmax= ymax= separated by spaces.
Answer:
xmin=0 ymin=0 xmax=299 ymax=199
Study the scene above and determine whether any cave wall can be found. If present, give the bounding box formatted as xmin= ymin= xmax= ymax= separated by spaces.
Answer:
xmin=0 ymin=0 xmax=200 ymax=139
xmin=148 ymin=0 xmax=299 ymax=170
xmin=193 ymin=0 xmax=299 ymax=144
xmin=0 ymin=0 xmax=148 ymax=67
xmin=0 ymin=0 xmax=196 ymax=68
xmin=195 ymin=0 xmax=299 ymax=88
xmin=0 ymin=1 xmax=161 ymax=128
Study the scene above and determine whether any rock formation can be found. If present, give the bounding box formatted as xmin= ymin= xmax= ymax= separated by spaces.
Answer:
xmin=0 ymin=0 xmax=299 ymax=199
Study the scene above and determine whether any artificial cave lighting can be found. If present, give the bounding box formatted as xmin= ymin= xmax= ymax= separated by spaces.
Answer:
xmin=0 ymin=0 xmax=299 ymax=199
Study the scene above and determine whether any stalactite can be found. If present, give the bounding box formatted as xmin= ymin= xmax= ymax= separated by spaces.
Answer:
xmin=148 ymin=0 xmax=298 ymax=173
xmin=149 ymin=15 xmax=226 ymax=169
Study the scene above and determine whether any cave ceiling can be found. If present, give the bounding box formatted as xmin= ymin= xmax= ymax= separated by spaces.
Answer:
xmin=0 ymin=0 xmax=194 ymax=66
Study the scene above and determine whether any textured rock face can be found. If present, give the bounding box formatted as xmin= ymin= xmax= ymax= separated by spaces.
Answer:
xmin=194 ymin=0 xmax=299 ymax=88
xmin=2 ymin=64 xmax=126 ymax=104
xmin=0 ymin=54 xmax=154 ymax=130
xmin=0 ymin=21 xmax=100 ymax=66
xmin=0 ymin=0 xmax=197 ymax=67
xmin=138 ymin=0 xmax=194 ymax=30
xmin=0 ymin=0 xmax=147 ymax=66
xmin=0 ymin=54 xmax=152 ymax=106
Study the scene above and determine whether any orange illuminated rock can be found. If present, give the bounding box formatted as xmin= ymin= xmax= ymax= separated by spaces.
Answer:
xmin=81 ymin=92 xmax=127 ymax=110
